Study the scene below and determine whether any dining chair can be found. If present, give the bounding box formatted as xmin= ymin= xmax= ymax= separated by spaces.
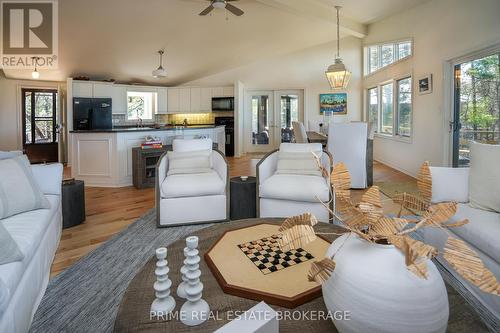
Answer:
xmin=292 ymin=121 xmax=308 ymax=143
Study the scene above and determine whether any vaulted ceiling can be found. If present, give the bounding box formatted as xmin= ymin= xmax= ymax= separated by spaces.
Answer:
xmin=2 ymin=0 xmax=429 ymax=84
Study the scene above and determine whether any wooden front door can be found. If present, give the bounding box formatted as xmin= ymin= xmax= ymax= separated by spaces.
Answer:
xmin=22 ymin=89 xmax=59 ymax=163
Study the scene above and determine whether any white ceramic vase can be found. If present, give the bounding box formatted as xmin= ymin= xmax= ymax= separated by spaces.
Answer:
xmin=322 ymin=233 xmax=449 ymax=333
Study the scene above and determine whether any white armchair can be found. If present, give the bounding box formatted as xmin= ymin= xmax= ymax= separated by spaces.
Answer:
xmin=257 ymin=143 xmax=332 ymax=222
xmin=156 ymin=139 xmax=229 ymax=227
xmin=327 ymin=122 xmax=368 ymax=189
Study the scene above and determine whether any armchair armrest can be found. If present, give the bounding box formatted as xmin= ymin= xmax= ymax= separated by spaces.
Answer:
xmin=257 ymin=150 xmax=279 ymax=185
xmin=31 ymin=163 xmax=63 ymax=196
xmin=429 ymin=166 xmax=470 ymax=203
xmin=156 ymin=152 xmax=169 ymax=196
xmin=212 ymin=150 xmax=228 ymax=186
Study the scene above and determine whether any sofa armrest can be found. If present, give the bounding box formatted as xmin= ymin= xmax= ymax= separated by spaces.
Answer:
xmin=212 ymin=150 xmax=228 ymax=187
xmin=257 ymin=150 xmax=279 ymax=185
xmin=429 ymin=167 xmax=470 ymax=203
xmin=31 ymin=163 xmax=63 ymax=196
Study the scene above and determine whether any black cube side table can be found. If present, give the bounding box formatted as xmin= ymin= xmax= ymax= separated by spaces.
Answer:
xmin=62 ymin=179 xmax=86 ymax=229
xmin=230 ymin=176 xmax=257 ymax=220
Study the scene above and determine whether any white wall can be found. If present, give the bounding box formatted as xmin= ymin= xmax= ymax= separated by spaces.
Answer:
xmin=185 ymin=37 xmax=363 ymax=148
xmin=0 ymin=75 xmax=66 ymax=153
xmin=364 ymin=0 xmax=500 ymax=176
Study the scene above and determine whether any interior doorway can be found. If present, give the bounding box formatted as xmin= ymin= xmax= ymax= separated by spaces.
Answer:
xmin=22 ymin=88 xmax=59 ymax=163
xmin=452 ymin=51 xmax=500 ymax=167
xmin=244 ymin=89 xmax=304 ymax=153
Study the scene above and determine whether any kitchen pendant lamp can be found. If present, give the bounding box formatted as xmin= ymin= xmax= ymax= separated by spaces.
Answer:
xmin=32 ymin=57 xmax=40 ymax=79
xmin=152 ymin=50 xmax=167 ymax=78
xmin=325 ymin=6 xmax=351 ymax=90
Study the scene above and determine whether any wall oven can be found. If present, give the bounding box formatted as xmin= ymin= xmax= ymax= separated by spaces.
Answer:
xmin=212 ymin=97 xmax=234 ymax=111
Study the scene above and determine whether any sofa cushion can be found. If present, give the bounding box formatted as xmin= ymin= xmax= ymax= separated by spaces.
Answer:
xmin=167 ymin=149 xmax=213 ymax=176
xmin=173 ymin=138 xmax=213 ymax=152
xmin=0 ymin=194 xmax=60 ymax=307
xmin=276 ymin=152 xmax=322 ymax=177
xmin=469 ymin=142 xmax=500 ymax=212
xmin=279 ymin=142 xmax=323 ymax=154
xmin=0 ymin=155 xmax=51 ymax=219
xmin=161 ymin=171 xmax=225 ymax=199
xmin=260 ymin=174 xmax=329 ymax=203
xmin=450 ymin=203 xmax=500 ymax=263
xmin=0 ymin=223 xmax=24 ymax=265
xmin=430 ymin=167 xmax=469 ymax=203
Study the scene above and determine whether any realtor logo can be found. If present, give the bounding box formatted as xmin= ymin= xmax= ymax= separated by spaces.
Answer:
xmin=1 ymin=0 xmax=58 ymax=69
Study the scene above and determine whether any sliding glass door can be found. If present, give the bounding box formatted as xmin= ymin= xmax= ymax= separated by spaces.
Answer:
xmin=452 ymin=52 xmax=500 ymax=167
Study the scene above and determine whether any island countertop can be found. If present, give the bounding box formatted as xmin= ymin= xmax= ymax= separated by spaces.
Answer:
xmin=69 ymin=124 xmax=224 ymax=133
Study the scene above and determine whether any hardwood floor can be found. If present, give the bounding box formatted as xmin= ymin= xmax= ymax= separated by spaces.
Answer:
xmin=51 ymin=157 xmax=414 ymax=277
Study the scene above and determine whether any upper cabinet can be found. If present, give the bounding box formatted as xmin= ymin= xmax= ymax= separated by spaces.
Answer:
xmin=200 ymin=88 xmax=212 ymax=112
xmin=179 ymin=88 xmax=191 ymax=112
xmin=212 ymin=87 xmax=223 ymax=98
xmin=93 ymin=83 xmax=127 ymax=114
xmin=72 ymin=81 xmax=93 ymax=98
xmin=167 ymin=88 xmax=180 ymax=113
xmin=157 ymin=88 xmax=168 ymax=114
xmin=190 ymin=87 xmax=201 ymax=112
xmin=223 ymin=86 xmax=234 ymax=97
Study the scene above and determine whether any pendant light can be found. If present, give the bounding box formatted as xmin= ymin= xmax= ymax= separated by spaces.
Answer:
xmin=325 ymin=6 xmax=351 ymax=90
xmin=32 ymin=57 xmax=40 ymax=79
xmin=152 ymin=50 xmax=167 ymax=78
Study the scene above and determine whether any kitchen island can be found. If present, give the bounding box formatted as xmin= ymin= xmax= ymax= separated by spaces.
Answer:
xmin=70 ymin=125 xmax=225 ymax=187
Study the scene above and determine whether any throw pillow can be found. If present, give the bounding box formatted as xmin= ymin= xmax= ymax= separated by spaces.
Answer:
xmin=276 ymin=151 xmax=323 ymax=177
xmin=0 ymin=155 xmax=51 ymax=219
xmin=0 ymin=151 xmax=22 ymax=160
xmin=0 ymin=222 xmax=24 ymax=265
xmin=468 ymin=142 xmax=500 ymax=212
xmin=167 ymin=149 xmax=213 ymax=176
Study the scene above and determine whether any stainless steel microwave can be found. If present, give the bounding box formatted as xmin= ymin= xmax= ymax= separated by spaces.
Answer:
xmin=212 ymin=97 xmax=234 ymax=111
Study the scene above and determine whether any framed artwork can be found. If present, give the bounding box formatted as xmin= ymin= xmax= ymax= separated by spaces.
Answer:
xmin=418 ymin=74 xmax=433 ymax=95
xmin=319 ymin=93 xmax=347 ymax=114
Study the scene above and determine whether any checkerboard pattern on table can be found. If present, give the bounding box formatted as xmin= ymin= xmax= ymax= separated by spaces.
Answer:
xmin=237 ymin=234 xmax=314 ymax=275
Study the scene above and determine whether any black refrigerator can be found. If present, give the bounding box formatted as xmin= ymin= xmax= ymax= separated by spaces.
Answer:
xmin=73 ymin=98 xmax=112 ymax=130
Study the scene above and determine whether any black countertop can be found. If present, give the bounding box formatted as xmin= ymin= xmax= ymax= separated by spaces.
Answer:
xmin=70 ymin=124 xmax=224 ymax=133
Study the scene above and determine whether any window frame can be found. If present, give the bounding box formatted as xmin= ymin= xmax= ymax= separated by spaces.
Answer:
xmin=364 ymin=38 xmax=413 ymax=76
xmin=366 ymin=74 xmax=413 ymax=142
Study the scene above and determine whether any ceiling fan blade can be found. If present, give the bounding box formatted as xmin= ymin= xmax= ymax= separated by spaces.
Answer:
xmin=225 ymin=3 xmax=244 ymax=16
xmin=199 ymin=5 xmax=214 ymax=16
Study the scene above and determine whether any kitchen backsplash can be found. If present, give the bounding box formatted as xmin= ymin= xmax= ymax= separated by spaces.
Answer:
xmin=112 ymin=111 xmax=233 ymax=126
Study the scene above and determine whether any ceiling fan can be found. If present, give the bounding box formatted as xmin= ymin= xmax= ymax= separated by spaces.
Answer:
xmin=199 ymin=0 xmax=244 ymax=16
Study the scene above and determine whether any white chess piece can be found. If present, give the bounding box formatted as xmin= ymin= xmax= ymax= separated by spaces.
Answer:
xmin=180 ymin=236 xmax=210 ymax=326
xmin=177 ymin=247 xmax=189 ymax=299
xmin=151 ymin=247 xmax=176 ymax=318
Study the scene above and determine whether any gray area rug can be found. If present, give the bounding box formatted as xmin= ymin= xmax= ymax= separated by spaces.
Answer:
xmin=30 ymin=210 xmax=212 ymax=333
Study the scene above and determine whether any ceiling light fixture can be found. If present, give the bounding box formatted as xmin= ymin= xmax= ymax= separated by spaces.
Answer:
xmin=32 ymin=57 xmax=40 ymax=79
xmin=152 ymin=50 xmax=167 ymax=78
xmin=325 ymin=6 xmax=351 ymax=90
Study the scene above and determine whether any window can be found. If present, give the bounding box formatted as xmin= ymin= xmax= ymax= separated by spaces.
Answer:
xmin=127 ymin=91 xmax=156 ymax=120
xmin=397 ymin=77 xmax=412 ymax=137
xmin=364 ymin=40 xmax=412 ymax=75
xmin=381 ymin=83 xmax=393 ymax=135
xmin=366 ymin=77 xmax=413 ymax=139
xmin=367 ymin=87 xmax=378 ymax=133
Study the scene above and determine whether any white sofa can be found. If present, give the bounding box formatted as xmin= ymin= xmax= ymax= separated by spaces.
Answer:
xmin=0 ymin=158 xmax=63 ymax=333
xmin=156 ymin=139 xmax=229 ymax=227
xmin=419 ymin=166 xmax=500 ymax=321
xmin=257 ymin=143 xmax=332 ymax=222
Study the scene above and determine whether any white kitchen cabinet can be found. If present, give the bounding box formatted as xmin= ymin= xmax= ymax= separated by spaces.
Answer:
xmin=93 ymin=83 xmax=127 ymax=114
xmin=190 ymin=87 xmax=201 ymax=112
xmin=212 ymin=87 xmax=224 ymax=98
xmin=223 ymin=86 xmax=234 ymax=97
xmin=73 ymin=81 xmax=94 ymax=98
xmin=201 ymin=87 xmax=212 ymax=112
xmin=179 ymin=88 xmax=191 ymax=112
xmin=157 ymin=88 xmax=168 ymax=114
xmin=167 ymin=88 xmax=180 ymax=113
